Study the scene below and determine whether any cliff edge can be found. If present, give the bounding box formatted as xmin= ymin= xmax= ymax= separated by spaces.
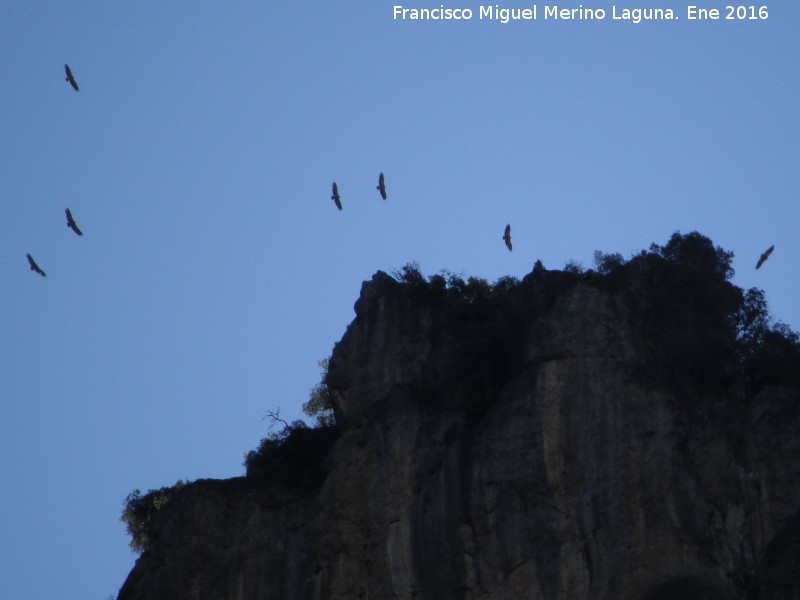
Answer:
xmin=118 ymin=242 xmax=800 ymax=600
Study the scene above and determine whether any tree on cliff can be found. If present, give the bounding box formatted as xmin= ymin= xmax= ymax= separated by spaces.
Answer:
xmin=241 ymin=359 xmax=338 ymax=484
xmin=596 ymin=231 xmax=799 ymax=396
xmin=303 ymin=358 xmax=335 ymax=427
xmin=593 ymin=250 xmax=625 ymax=274
xmin=649 ymin=230 xmax=735 ymax=279
xmin=121 ymin=480 xmax=187 ymax=553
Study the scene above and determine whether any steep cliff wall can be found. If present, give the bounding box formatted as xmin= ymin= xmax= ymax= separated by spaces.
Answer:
xmin=118 ymin=267 xmax=800 ymax=600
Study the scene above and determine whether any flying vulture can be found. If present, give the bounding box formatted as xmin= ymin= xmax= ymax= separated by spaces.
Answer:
xmin=502 ymin=224 xmax=512 ymax=252
xmin=377 ymin=173 xmax=387 ymax=200
xmin=64 ymin=64 xmax=79 ymax=91
xmin=27 ymin=253 xmax=46 ymax=277
xmin=331 ymin=182 xmax=342 ymax=211
xmin=755 ymin=245 xmax=774 ymax=269
xmin=65 ymin=208 xmax=83 ymax=236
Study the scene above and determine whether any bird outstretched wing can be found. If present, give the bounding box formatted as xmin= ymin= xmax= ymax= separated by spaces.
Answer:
xmin=66 ymin=208 xmax=84 ymax=236
xmin=27 ymin=253 xmax=46 ymax=277
xmin=331 ymin=182 xmax=342 ymax=210
xmin=64 ymin=64 xmax=79 ymax=91
xmin=377 ymin=173 xmax=387 ymax=200
xmin=755 ymin=245 xmax=774 ymax=269
xmin=503 ymin=224 xmax=512 ymax=252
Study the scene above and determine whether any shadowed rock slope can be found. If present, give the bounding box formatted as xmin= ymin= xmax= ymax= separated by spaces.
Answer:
xmin=118 ymin=263 xmax=800 ymax=600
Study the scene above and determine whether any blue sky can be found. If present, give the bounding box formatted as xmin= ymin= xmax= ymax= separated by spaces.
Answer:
xmin=1 ymin=2 xmax=798 ymax=598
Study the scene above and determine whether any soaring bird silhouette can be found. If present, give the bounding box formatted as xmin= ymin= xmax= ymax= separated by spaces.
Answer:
xmin=331 ymin=182 xmax=342 ymax=210
xmin=756 ymin=245 xmax=774 ymax=269
xmin=502 ymin=224 xmax=512 ymax=252
xmin=64 ymin=64 xmax=79 ymax=91
xmin=377 ymin=173 xmax=387 ymax=200
xmin=65 ymin=208 xmax=83 ymax=236
xmin=27 ymin=253 xmax=46 ymax=277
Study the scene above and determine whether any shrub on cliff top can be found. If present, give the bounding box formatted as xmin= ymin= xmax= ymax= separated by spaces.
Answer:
xmin=121 ymin=480 xmax=187 ymax=554
xmin=302 ymin=358 xmax=335 ymax=427
xmin=391 ymin=263 xmax=520 ymax=305
xmin=243 ymin=422 xmax=339 ymax=487
xmin=594 ymin=231 xmax=799 ymax=396
xmin=389 ymin=263 xmax=527 ymax=415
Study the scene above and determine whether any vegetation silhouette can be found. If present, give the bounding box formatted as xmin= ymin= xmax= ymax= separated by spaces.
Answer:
xmin=303 ymin=358 xmax=335 ymax=428
xmin=243 ymin=421 xmax=339 ymax=486
xmin=594 ymin=232 xmax=799 ymax=395
xmin=121 ymin=481 xmax=187 ymax=553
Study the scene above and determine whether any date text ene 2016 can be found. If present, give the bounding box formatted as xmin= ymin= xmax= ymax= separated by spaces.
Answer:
xmin=688 ymin=6 xmax=769 ymax=20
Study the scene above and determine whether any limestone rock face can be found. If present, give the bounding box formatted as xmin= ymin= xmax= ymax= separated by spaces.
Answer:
xmin=118 ymin=269 xmax=800 ymax=600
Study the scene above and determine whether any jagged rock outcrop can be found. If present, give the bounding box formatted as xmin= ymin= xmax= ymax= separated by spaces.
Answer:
xmin=118 ymin=267 xmax=800 ymax=600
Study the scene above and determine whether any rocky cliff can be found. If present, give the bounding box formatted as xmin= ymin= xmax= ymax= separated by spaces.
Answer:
xmin=118 ymin=257 xmax=800 ymax=600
